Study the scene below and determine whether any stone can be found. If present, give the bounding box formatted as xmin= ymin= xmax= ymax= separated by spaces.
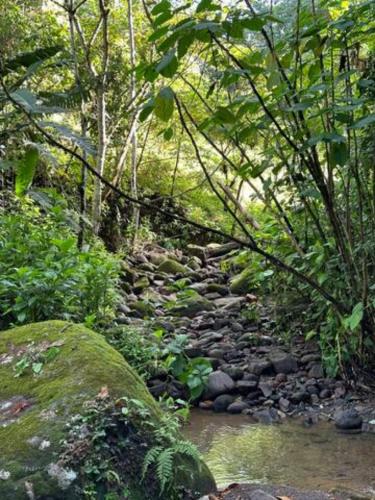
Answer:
xmin=236 ymin=380 xmax=258 ymax=395
xmin=270 ymin=351 xmax=298 ymax=374
xmin=208 ymin=349 xmax=225 ymax=359
xmin=308 ymin=363 xmax=324 ymax=379
xmin=253 ymin=408 xmax=280 ymax=424
xmin=170 ymin=295 xmax=215 ymax=318
xmin=248 ymin=359 xmax=273 ymax=376
xmin=206 ymin=283 xmax=228 ymax=296
xmin=227 ymin=400 xmax=249 ymax=414
xmin=204 ymin=371 xmax=235 ymax=399
xmin=301 ymin=353 xmax=321 ymax=364
xmin=229 ymin=268 xmax=253 ymax=295
xmin=185 ymin=345 xmax=204 ymax=358
xmin=213 ymin=394 xmax=235 ymax=412
xmin=335 ymin=409 xmax=363 ymax=431
xmin=221 ymin=366 xmax=244 ymax=381
xmin=133 ymin=276 xmax=150 ymax=292
xmin=157 ymin=259 xmax=188 ymax=275
xmin=278 ymin=397 xmax=291 ymax=412
xmin=0 ymin=321 xmax=215 ymax=499
xmin=250 ymin=490 xmax=277 ymax=500
xmin=258 ymin=382 xmax=273 ymax=398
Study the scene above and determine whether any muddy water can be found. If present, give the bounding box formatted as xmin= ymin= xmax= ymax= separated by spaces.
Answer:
xmin=184 ymin=410 xmax=375 ymax=494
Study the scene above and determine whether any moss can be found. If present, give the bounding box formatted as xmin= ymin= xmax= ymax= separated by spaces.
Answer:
xmin=0 ymin=321 xmax=160 ymax=498
xmin=229 ymin=268 xmax=254 ymax=295
xmin=169 ymin=295 xmax=215 ymax=318
xmin=157 ymin=259 xmax=188 ymax=275
xmin=0 ymin=321 xmax=215 ymax=499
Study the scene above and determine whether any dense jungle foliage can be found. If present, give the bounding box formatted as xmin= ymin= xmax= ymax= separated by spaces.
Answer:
xmin=0 ymin=0 xmax=374 ymax=380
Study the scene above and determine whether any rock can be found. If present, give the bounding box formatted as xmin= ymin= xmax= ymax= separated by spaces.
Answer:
xmin=214 ymin=296 xmax=246 ymax=310
xmin=185 ymin=345 xmax=204 ymax=358
xmin=204 ymin=371 xmax=235 ymax=399
xmin=248 ymin=359 xmax=273 ymax=376
xmin=133 ymin=276 xmax=150 ymax=292
xmin=236 ymin=380 xmax=258 ymax=395
xmin=335 ymin=409 xmax=363 ymax=431
xmin=270 ymin=351 xmax=298 ymax=374
xmin=199 ymin=400 xmax=214 ymax=410
xmin=208 ymin=349 xmax=225 ymax=359
xmin=308 ymin=363 xmax=324 ymax=379
xmin=213 ymin=394 xmax=235 ymax=412
xmin=258 ymin=382 xmax=273 ymax=398
xmin=290 ymin=390 xmax=310 ymax=404
xmin=222 ymin=366 xmax=244 ymax=381
xmin=278 ymin=397 xmax=291 ymax=412
xmin=301 ymin=353 xmax=321 ymax=364
xmin=157 ymin=259 xmax=188 ymax=275
xmin=250 ymin=490 xmax=277 ymax=500
xmin=128 ymin=300 xmax=154 ymax=317
xmin=0 ymin=321 xmax=215 ymax=499
xmin=170 ymin=295 xmax=215 ymax=318
xmin=229 ymin=268 xmax=253 ymax=295
xmin=206 ymin=283 xmax=228 ymax=296
xmin=186 ymin=244 xmax=206 ymax=261
xmin=227 ymin=400 xmax=249 ymax=414
xmin=253 ymin=408 xmax=280 ymax=424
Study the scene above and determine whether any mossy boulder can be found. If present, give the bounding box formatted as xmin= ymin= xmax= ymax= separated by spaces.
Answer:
xmin=169 ymin=295 xmax=215 ymax=318
xmin=229 ymin=268 xmax=254 ymax=295
xmin=157 ymin=259 xmax=188 ymax=275
xmin=0 ymin=321 xmax=215 ymax=499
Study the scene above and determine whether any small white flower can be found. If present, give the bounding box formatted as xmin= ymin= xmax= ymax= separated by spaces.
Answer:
xmin=0 ymin=470 xmax=11 ymax=480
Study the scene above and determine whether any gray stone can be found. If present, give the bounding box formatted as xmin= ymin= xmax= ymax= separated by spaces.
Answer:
xmin=204 ymin=371 xmax=235 ymax=399
xmin=248 ymin=359 xmax=273 ymax=376
xmin=236 ymin=380 xmax=258 ymax=395
xmin=253 ymin=408 xmax=280 ymax=424
xmin=270 ymin=351 xmax=298 ymax=374
xmin=308 ymin=363 xmax=324 ymax=379
xmin=250 ymin=490 xmax=277 ymax=500
xmin=227 ymin=400 xmax=249 ymax=414
xmin=213 ymin=394 xmax=235 ymax=412
xmin=258 ymin=382 xmax=273 ymax=398
xmin=335 ymin=409 xmax=363 ymax=430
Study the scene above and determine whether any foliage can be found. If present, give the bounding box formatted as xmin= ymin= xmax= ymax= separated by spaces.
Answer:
xmin=0 ymin=198 xmax=120 ymax=328
xmin=63 ymin=393 xmax=201 ymax=499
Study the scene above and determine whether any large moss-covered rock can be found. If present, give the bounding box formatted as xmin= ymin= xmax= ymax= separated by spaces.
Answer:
xmin=169 ymin=295 xmax=215 ymax=318
xmin=157 ymin=258 xmax=188 ymax=275
xmin=0 ymin=321 xmax=215 ymax=499
xmin=229 ymin=268 xmax=253 ymax=295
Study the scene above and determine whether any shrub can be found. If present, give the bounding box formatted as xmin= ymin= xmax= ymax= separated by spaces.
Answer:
xmin=0 ymin=200 xmax=120 ymax=328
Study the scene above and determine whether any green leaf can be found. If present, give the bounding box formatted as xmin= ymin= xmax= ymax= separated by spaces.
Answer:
xmin=139 ymin=100 xmax=155 ymax=122
xmin=215 ymin=106 xmax=236 ymax=124
xmin=163 ymin=127 xmax=173 ymax=140
xmin=196 ymin=0 xmax=220 ymax=13
xmin=156 ymin=50 xmax=178 ymax=78
xmin=350 ymin=114 xmax=375 ymax=129
xmin=1 ymin=45 xmax=62 ymax=76
xmin=15 ymin=147 xmax=39 ymax=196
xmin=32 ymin=362 xmax=43 ymax=375
xmin=154 ymin=87 xmax=174 ymax=122
xmin=149 ymin=26 xmax=170 ymax=42
xmin=330 ymin=142 xmax=348 ymax=166
xmin=39 ymin=122 xmax=96 ymax=155
xmin=242 ymin=16 xmax=267 ymax=31
xmin=177 ymin=33 xmax=195 ymax=58
xmin=347 ymin=302 xmax=364 ymax=331
xmin=151 ymin=0 xmax=171 ymax=15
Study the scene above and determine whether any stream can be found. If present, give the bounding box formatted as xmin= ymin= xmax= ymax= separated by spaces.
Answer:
xmin=184 ymin=410 xmax=375 ymax=495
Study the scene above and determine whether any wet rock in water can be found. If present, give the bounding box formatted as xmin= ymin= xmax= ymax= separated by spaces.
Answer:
xmin=335 ymin=409 xmax=363 ymax=431
xmin=213 ymin=394 xmax=235 ymax=412
xmin=270 ymin=350 xmax=298 ymax=374
xmin=0 ymin=321 xmax=215 ymax=499
xmin=157 ymin=258 xmax=188 ymax=275
xmin=227 ymin=400 xmax=249 ymax=414
xmin=199 ymin=400 xmax=214 ymax=410
xmin=253 ymin=408 xmax=280 ymax=424
xmin=204 ymin=371 xmax=235 ymax=399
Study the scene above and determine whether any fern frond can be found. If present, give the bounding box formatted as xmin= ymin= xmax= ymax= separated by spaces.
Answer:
xmin=142 ymin=446 xmax=162 ymax=479
xmin=156 ymin=448 xmax=174 ymax=492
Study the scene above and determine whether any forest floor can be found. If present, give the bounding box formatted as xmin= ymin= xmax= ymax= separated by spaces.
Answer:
xmin=119 ymin=242 xmax=375 ymax=432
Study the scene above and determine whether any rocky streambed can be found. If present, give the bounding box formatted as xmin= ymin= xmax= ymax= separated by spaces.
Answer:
xmin=118 ymin=242 xmax=375 ymax=432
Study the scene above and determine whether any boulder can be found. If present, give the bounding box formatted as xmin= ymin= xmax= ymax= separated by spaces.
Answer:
xmin=204 ymin=371 xmax=235 ymax=399
xmin=0 ymin=321 xmax=215 ymax=499
xmin=229 ymin=268 xmax=253 ymax=295
xmin=170 ymin=295 xmax=215 ymax=318
xmin=213 ymin=394 xmax=235 ymax=412
xmin=334 ymin=409 xmax=363 ymax=431
xmin=270 ymin=351 xmax=298 ymax=374
xmin=157 ymin=259 xmax=188 ymax=275
xmin=308 ymin=363 xmax=324 ymax=379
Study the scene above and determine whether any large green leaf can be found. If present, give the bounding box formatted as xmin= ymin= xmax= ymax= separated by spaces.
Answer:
xmin=40 ymin=121 xmax=96 ymax=156
xmin=156 ymin=50 xmax=178 ymax=78
xmin=1 ymin=46 xmax=62 ymax=76
xmin=350 ymin=114 xmax=375 ymax=129
xmin=15 ymin=147 xmax=39 ymax=196
xmin=154 ymin=87 xmax=174 ymax=122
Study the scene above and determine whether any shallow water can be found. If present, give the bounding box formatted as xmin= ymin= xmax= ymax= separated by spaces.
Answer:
xmin=184 ymin=410 xmax=375 ymax=494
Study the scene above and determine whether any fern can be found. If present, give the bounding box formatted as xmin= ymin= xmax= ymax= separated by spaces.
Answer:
xmin=142 ymin=446 xmax=162 ymax=479
xmin=156 ymin=448 xmax=174 ymax=492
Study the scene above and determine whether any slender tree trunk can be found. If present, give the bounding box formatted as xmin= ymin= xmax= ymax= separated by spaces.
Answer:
xmin=128 ymin=0 xmax=139 ymax=240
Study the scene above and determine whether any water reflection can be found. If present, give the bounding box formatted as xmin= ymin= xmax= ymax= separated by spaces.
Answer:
xmin=184 ymin=410 xmax=375 ymax=492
